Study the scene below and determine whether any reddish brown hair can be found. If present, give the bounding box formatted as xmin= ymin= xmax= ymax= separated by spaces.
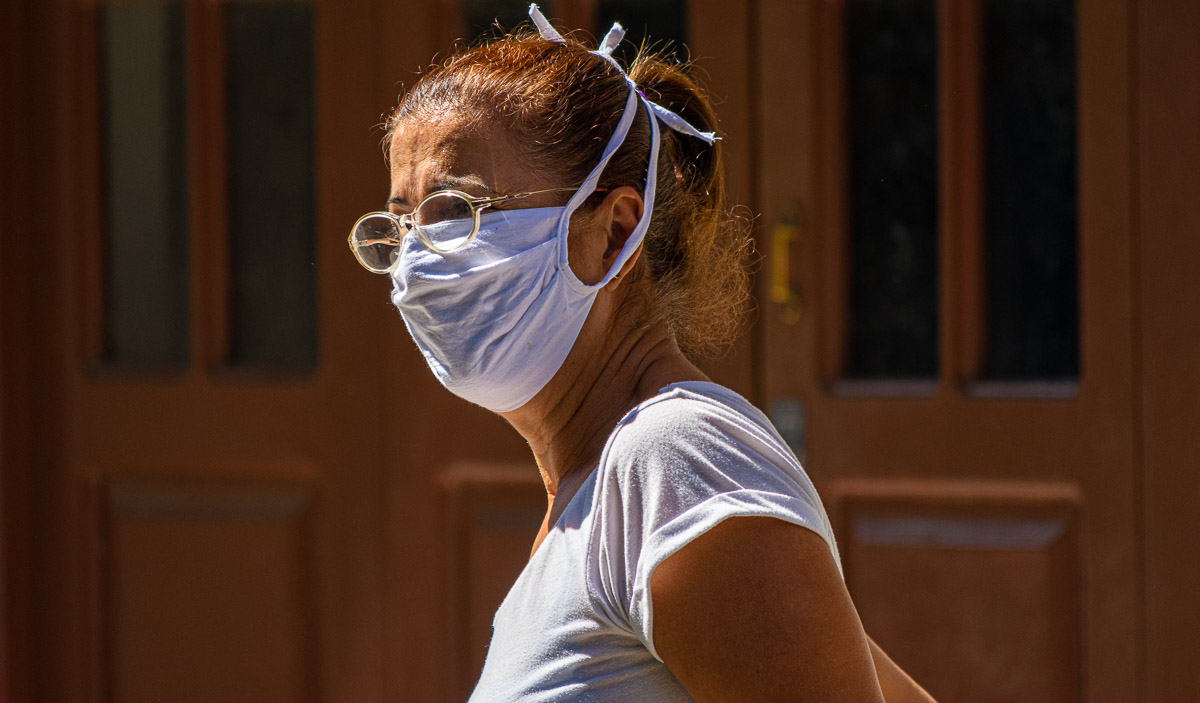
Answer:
xmin=384 ymin=28 xmax=750 ymax=359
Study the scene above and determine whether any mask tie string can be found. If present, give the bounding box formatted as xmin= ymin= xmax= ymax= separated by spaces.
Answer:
xmin=528 ymin=4 xmax=565 ymax=42
xmin=528 ymin=3 xmax=719 ymax=145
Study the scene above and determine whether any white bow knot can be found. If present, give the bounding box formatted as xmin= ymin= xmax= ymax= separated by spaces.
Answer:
xmin=528 ymin=3 xmax=719 ymax=145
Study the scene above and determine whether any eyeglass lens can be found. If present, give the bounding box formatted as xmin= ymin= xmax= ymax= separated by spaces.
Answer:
xmin=351 ymin=192 xmax=481 ymax=272
xmin=351 ymin=215 xmax=404 ymax=272
xmin=412 ymin=192 xmax=476 ymax=251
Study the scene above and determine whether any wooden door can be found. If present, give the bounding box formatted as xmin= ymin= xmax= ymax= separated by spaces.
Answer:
xmin=16 ymin=0 xmax=400 ymax=700
xmin=757 ymin=1 xmax=1135 ymax=701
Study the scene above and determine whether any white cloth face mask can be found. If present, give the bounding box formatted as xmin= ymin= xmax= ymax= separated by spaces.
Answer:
xmin=392 ymin=205 xmax=586 ymax=412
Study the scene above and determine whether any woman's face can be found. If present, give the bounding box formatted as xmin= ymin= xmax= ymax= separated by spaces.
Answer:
xmin=385 ymin=114 xmax=616 ymax=285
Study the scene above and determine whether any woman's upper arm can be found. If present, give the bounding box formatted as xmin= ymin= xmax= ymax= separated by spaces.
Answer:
xmin=651 ymin=515 xmax=886 ymax=703
xmin=868 ymin=636 xmax=939 ymax=703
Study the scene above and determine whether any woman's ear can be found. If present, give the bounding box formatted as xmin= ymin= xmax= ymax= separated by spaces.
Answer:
xmin=600 ymin=186 xmax=644 ymax=271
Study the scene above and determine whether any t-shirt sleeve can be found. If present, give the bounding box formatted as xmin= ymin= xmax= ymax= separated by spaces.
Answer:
xmin=589 ymin=389 xmax=840 ymax=663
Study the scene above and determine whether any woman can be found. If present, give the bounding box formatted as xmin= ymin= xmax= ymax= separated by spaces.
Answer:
xmin=349 ymin=6 xmax=936 ymax=701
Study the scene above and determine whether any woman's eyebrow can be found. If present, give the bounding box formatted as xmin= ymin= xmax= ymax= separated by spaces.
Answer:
xmin=385 ymin=177 xmax=500 ymax=210
xmin=434 ymin=176 xmax=499 ymax=194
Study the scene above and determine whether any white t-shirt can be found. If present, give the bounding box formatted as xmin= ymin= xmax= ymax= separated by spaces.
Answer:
xmin=468 ymin=382 xmax=841 ymax=702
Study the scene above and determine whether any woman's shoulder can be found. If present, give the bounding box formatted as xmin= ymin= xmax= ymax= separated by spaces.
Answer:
xmin=604 ymin=381 xmax=785 ymax=463
xmin=586 ymin=382 xmax=840 ymax=646
xmin=596 ymin=381 xmax=804 ymax=497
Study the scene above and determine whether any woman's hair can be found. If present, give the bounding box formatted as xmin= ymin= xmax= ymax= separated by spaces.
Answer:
xmin=384 ymin=28 xmax=751 ymax=360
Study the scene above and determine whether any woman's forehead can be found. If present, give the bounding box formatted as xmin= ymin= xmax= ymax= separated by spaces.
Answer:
xmin=387 ymin=117 xmax=539 ymax=202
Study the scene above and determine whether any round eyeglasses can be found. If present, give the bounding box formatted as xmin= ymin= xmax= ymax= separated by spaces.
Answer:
xmin=348 ymin=186 xmax=583 ymax=273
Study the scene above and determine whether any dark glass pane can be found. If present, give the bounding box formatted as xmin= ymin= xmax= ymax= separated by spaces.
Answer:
xmin=597 ymin=0 xmax=687 ymax=66
xmin=845 ymin=0 xmax=939 ymax=378
xmin=982 ymin=0 xmax=1078 ymax=380
xmin=226 ymin=2 xmax=317 ymax=369
xmin=101 ymin=1 xmax=188 ymax=367
xmin=464 ymin=0 xmax=530 ymax=39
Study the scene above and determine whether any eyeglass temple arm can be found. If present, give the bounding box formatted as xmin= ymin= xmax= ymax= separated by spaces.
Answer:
xmin=470 ymin=186 xmax=609 ymax=207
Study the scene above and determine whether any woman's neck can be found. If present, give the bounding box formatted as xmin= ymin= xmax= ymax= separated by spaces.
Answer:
xmin=502 ymin=317 xmax=707 ymax=506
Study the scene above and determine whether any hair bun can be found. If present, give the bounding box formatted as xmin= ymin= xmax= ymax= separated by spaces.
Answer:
xmin=630 ymin=57 xmax=721 ymax=206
